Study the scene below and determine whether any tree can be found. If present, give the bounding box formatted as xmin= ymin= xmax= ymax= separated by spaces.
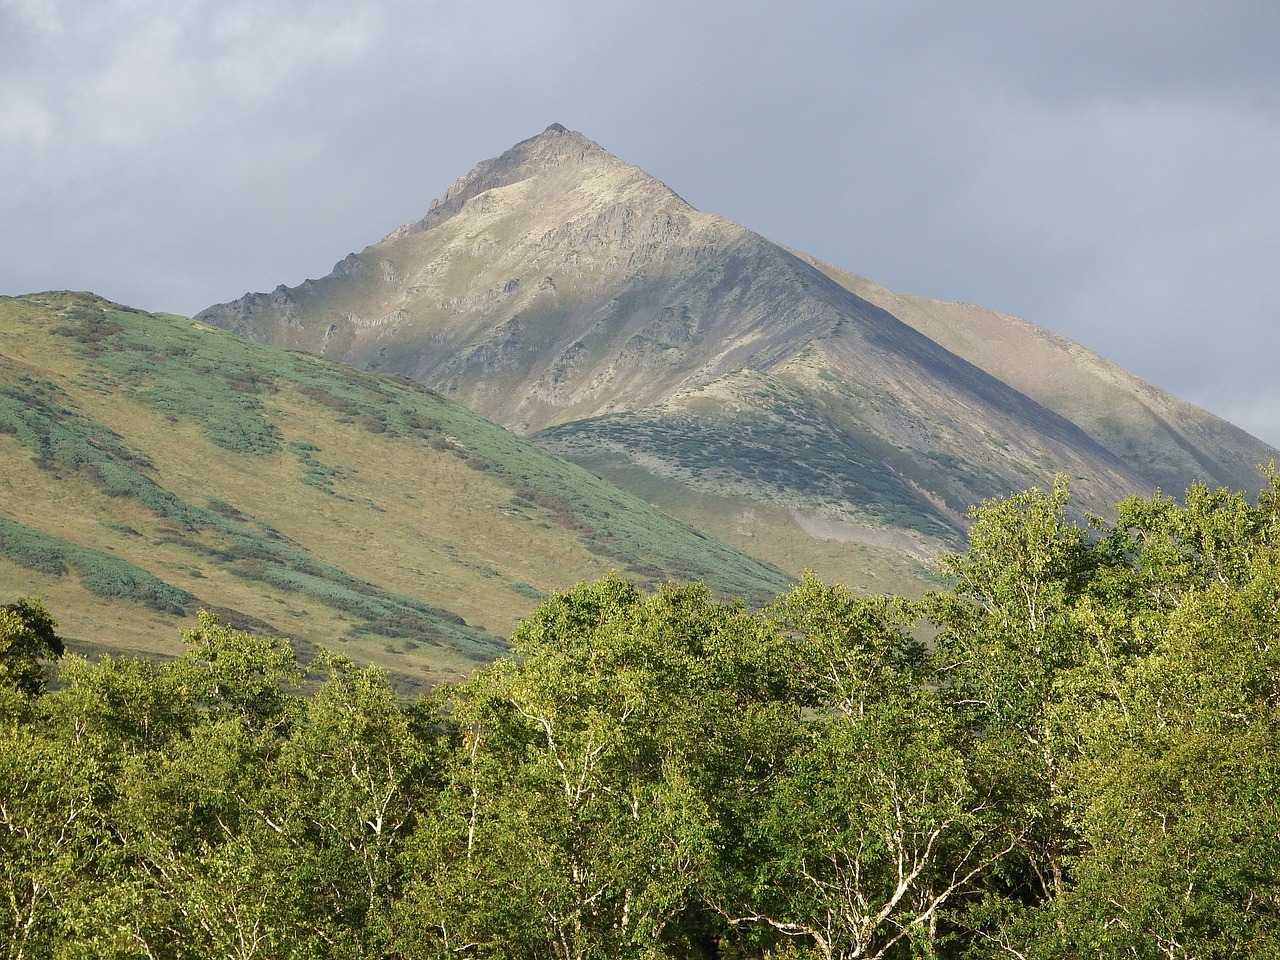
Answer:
xmin=0 ymin=598 xmax=63 ymax=696
xmin=921 ymin=479 xmax=1102 ymax=914
xmin=1038 ymin=516 xmax=1280 ymax=958
xmin=393 ymin=576 xmax=770 ymax=959
xmin=271 ymin=652 xmax=444 ymax=955
xmin=717 ymin=576 xmax=1024 ymax=960
xmin=927 ymin=477 xmax=1098 ymax=724
xmin=169 ymin=610 xmax=301 ymax=735
xmin=0 ymin=719 xmax=108 ymax=960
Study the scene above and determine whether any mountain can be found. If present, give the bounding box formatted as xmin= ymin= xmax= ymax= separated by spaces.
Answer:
xmin=197 ymin=124 xmax=1278 ymax=588
xmin=789 ymin=253 xmax=1272 ymax=497
xmin=0 ymin=291 xmax=789 ymax=689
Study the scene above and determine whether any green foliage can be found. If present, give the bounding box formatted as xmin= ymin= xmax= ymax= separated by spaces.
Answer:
xmin=769 ymin=571 xmax=924 ymax=712
xmin=0 ymin=514 xmax=68 ymax=574
xmin=538 ymin=398 xmax=955 ymax=537
xmin=172 ymin=610 xmax=302 ymax=733
xmin=1035 ymin=514 xmax=1280 ymax=959
xmin=0 ymin=516 xmax=192 ymax=614
xmin=397 ymin=576 xmax=768 ymax=959
xmin=0 ymin=597 xmax=63 ymax=695
xmin=0 ymin=346 xmax=505 ymax=644
xmin=45 ymin=296 xmax=284 ymax=455
xmin=289 ymin=440 xmax=347 ymax=496
xmin=4 ymin=472 xmax=1280 ymax=957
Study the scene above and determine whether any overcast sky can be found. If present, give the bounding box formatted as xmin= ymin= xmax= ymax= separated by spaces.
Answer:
xmin=4 ymin=1 xmax=1279 ymax=449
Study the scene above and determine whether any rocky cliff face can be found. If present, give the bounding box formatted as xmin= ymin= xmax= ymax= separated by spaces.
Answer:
xmin=197 ymin=124 xmax=1277 ymax=587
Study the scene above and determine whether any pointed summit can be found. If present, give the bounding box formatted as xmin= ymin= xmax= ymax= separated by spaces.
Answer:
xmin=196 ymin=123 xmax=1278 ymax=584
xmin=386 ymin=124 xmax=618 ymax=240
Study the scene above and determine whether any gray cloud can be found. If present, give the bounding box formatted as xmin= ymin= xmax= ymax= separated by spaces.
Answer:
xmin=3 ymin=0 xmax=1278 ymax=451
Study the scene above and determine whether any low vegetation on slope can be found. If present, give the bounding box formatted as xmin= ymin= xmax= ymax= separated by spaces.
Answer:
xmin=0 ymin=292 xmax=788 ymax=687
xmin=3 ymin=475 xmax=1278 ymax=957
xmin=538 ymin=369 xmax=958 ymax=539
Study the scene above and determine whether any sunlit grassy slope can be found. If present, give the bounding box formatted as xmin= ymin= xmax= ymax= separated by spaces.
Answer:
xmin=0 ymin=292 xmax=790 ymax=690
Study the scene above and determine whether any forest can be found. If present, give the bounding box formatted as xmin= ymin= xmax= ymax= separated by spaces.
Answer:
xmin=2 ymin=474 xmax=1278 ymax=959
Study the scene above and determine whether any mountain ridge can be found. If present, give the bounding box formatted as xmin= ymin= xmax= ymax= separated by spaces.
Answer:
xmin=196 ymin=124 xmax=1277 ymax=586
xmin=790 ymin=249 xmax=1273 ymax=495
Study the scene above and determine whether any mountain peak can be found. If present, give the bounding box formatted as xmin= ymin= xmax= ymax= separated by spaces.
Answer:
xmin=385 ymin=124 xmax=616 ymax=240
xmin=196 ymin=125 xmax=1279 ymax=589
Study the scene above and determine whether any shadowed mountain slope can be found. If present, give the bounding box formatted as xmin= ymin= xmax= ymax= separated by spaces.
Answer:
xmin=790 ymin=252 xmax=1275 ymax=497
xmin=198 ymin=125 xmax=1276 ymax=588
xmin=0 ymin=292 xmax=789 ymax=687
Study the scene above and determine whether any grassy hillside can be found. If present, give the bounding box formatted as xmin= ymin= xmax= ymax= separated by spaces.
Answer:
xmin=0 ymin=292 xmax=789 ymax=689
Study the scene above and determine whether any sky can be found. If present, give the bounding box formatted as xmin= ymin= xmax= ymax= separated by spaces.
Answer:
xmin=3 ymin=0 xmax=1279 ymax=448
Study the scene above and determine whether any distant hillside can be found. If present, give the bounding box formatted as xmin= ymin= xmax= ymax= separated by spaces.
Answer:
xmin=790 ymin=252 xmax=1275 ymax=497
xmin=0 ymin=292 xmax=789 ymax=688
xmin=197 ymin=124 xmax=1278 ymax=588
